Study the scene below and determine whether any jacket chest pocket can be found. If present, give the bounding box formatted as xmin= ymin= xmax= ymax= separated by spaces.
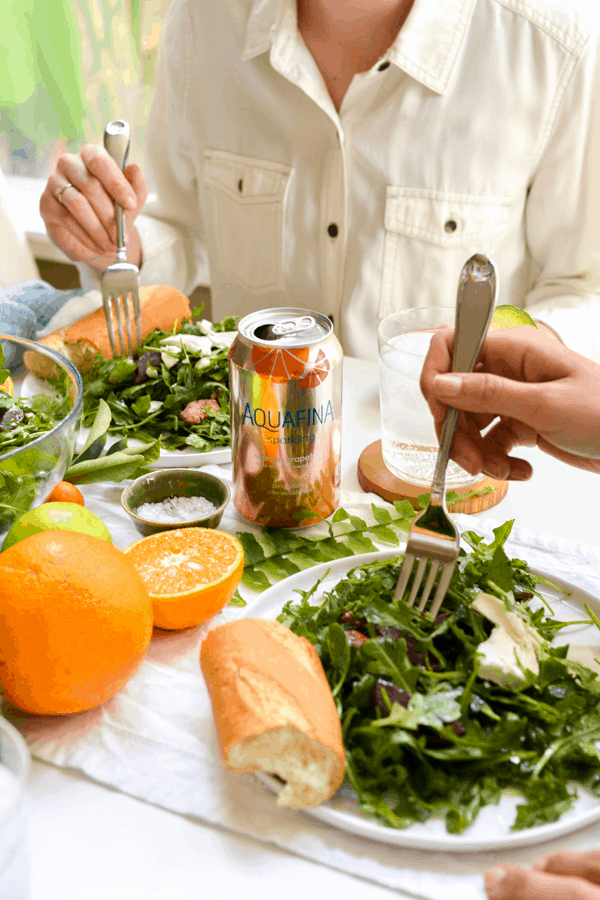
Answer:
xmin=379 ymin=188 xmax=511 ymax=318
xmin=203 ymin=149 xmax=292 ymax=293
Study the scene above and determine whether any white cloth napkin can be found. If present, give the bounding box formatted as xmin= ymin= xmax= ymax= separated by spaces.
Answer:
xmin=9 ymin=469 xmax=600 ymax=900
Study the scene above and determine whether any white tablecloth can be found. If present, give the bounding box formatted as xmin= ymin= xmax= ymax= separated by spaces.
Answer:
xmin=7 ymin=468 xmax=600 ymax=900
xmin=10 ymin=357 xmax=600 ymax=900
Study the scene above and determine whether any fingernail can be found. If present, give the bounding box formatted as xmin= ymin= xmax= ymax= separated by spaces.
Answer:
xmin=483 ymin=464 xmax=506 ymax=481
xmin=484 ymin=867 xmax=506 ymax=898
xmin=433 ymin=374 xmax=462 ymax=396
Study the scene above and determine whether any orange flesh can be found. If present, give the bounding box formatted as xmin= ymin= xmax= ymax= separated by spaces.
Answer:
xmin=124 ymin=529 xmax=243 ymax=597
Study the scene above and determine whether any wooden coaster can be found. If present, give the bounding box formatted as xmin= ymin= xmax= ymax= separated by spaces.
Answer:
xmin=357 ymin=440 xmax=508 ymax=515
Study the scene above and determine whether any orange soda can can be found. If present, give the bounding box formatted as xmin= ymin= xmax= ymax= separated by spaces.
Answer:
xmin=229 ymin=308 xmax=343 ymax=527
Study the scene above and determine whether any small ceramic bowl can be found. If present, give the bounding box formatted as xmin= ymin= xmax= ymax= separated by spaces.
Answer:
xmin=121 ymin=468 xmax=231 ymax=536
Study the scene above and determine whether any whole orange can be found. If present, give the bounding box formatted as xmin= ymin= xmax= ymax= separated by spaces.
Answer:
xmin=0 ymin=531 xmax=153 ymax=715
xmin=45 ymin=481 xmax=85 ymax=506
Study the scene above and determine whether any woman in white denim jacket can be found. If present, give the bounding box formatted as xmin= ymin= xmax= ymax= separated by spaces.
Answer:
xmin=40 ymin=0 xmax=600 ymax=362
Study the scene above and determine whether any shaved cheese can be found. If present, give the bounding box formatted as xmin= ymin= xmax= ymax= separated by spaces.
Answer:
xmin=473 ymin=592 xmax=546 ymax=688
xmin=160 ymin=334 xmax=213 ymax=356
xmin=209 ymin=331 xmax=237 ymax=349
xmin=160 ymin=352 xmax=179 ymax=369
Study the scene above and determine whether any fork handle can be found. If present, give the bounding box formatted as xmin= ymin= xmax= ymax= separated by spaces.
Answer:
xmin=104 ymin=120 xmax=131 ymax=260
xmin=430 ymin=254 xmax=497 ymax=502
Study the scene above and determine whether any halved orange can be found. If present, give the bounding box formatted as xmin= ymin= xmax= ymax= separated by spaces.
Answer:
xmin=298 ymin=348 xmax=331 ymax=388
xmin=251 ymin=345 xmax=309 ymax=383
xmin=123 ymin=528 xmax=244 ymax=631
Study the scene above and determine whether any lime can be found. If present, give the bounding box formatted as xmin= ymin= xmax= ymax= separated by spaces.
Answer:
xmin=0 ymin=376 xmax=14 ymax=397
xmin=489 ymin=305 xmax=537 ymax=331
xmin=2 ymin=502 xmax=113 ymax=551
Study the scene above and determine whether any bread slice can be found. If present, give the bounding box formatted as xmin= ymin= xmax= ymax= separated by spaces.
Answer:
xmin=200 ymin=619 xmax=345 ymax=809
xmin=24 ymin=284 xmax=192 ymax=377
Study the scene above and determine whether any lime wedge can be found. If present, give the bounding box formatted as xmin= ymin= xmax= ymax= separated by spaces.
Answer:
xmin=489 ymin=305 xmax=537 ymax=330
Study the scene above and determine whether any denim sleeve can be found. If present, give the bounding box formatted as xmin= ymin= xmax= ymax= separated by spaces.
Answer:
xmin=0 ymin=280 xmax=87 ymax=369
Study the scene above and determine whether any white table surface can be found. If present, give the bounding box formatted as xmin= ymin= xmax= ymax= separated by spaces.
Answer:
xmin=24 ymin=356 xmax=600 ymax=900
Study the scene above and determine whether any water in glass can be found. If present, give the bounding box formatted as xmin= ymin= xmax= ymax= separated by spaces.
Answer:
xmin=379 ymin=328 xmax=478 ymax=487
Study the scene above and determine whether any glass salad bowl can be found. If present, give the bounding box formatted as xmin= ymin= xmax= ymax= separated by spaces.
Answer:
xmin=0 ymin=334 xmax=83 ymax=537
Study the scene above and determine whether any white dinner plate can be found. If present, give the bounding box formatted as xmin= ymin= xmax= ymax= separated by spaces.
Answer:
xmin=19 ymin=372 xmax=231 ymax=468
xmin=234 ymin=548 xmax=600 ymax=852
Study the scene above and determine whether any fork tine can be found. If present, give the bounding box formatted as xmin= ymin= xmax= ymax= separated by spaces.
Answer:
xmin=132 ymin=288 xmax=142 ymax=352
xmin=417 ymin=560 xmax=441 ymax=613
xmin=406 ymin=557 xmax=427 ymax=607
xmin=393 ymin=553 xmax=415 ymax=602
xmin=428 ymin=564 xmax=455 ymax=620
xmin=113 ymin=294 xmax=127 ymax=357
xmin=122 ymin=292 xmax=134 ymax=356
xmin=102 ymin=294 xmax=118 ymax=358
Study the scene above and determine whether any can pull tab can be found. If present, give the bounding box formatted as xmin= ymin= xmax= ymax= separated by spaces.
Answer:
xmin=254 ymin=315 xmax=316 ymax=341
xmin=272 ymin=316 xmax=315 ymax=336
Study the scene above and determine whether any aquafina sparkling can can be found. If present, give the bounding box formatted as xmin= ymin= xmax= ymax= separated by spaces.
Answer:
xmin=229 ymin=308 xmax=343 ymax=527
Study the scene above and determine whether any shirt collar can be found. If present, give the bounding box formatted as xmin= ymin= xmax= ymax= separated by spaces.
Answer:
xmin=387 ymin=0 xmax=478 ymax=94
xmin=242 ymin=0 xmax=478 ymax=95
xmin=242 ymin=0 xmax=288 ymax=60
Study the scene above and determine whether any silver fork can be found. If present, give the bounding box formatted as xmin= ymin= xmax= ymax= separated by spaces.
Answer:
xmin=100 ymin=120 xmax=142 ymax=358
xmin=393 ymin=254 xmax=498 ymax=618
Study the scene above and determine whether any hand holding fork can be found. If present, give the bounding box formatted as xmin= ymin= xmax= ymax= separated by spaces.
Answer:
xmin=100 ymin=120 xmax=143 ymax=358
xmin=393 ymin=254 xmax=498 ymax=618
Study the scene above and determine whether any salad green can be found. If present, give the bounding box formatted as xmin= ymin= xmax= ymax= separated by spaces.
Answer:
xmin=278 ymin=521 xmax=600 ymax=834
xmin=0 ymin=343 xmax=77 ymax=531
xmin=82 ymin=313 xmax=237 ymax=452
xmin=0 ymin=347 xmax=70 ymax=454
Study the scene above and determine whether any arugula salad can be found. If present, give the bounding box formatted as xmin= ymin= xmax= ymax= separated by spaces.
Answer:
xmin=0 ymin=349 xmax=70 ymax=454
xmin=0 ymin=344 xmax=76 ymax=531
xmin=82 ymin=315 xmax=238 ymax=452
xmin=278 ymin=521 xmax=600 ymax=834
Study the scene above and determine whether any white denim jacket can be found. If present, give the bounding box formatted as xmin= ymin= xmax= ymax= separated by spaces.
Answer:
xmin=80 ymin=0 xmax=600 ymax=361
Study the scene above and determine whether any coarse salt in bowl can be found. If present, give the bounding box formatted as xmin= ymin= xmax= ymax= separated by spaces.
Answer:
xmin=121 ymin=469 xmax=230 ymax=535
xmin=134 ymin=494 xmax=218 ymax=523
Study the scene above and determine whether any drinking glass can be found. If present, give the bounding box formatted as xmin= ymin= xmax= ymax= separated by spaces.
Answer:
xmin=0 ymin=716 xmax=31 ymax=899
xmin=377 ymin=307 xmax=480 ymax=488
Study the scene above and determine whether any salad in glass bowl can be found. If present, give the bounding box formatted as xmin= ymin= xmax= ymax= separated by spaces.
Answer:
xmin=0 ymin=334 xmax=83 ymax=535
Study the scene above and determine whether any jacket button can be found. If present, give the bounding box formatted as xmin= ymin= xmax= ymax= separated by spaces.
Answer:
xmin=327 ymin=223 xmax=339 ymax=238
xmin=238 ymin=179 xmax=243 ymax=192
xmin=444 ymin=219 xmax=457 ymax=233
xmin=378 ymin=61 xmax=390 ymax=71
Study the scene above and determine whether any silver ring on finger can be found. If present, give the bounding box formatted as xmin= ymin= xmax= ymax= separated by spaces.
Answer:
xmin=56 ymin=183 xmax=75 ymax=204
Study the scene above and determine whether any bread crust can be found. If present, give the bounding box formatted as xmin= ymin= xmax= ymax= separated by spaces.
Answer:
xmin=24 ymin=285 xmax=191 ymax=376
xmin=200 ymin=618 xmax=345 ymax=808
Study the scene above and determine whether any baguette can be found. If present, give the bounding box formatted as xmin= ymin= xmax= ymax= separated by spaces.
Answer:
xmin=200 ymin=619 xmax=345 ymax=809
xmin=24 ymin=284 xmax=191 ymax=378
